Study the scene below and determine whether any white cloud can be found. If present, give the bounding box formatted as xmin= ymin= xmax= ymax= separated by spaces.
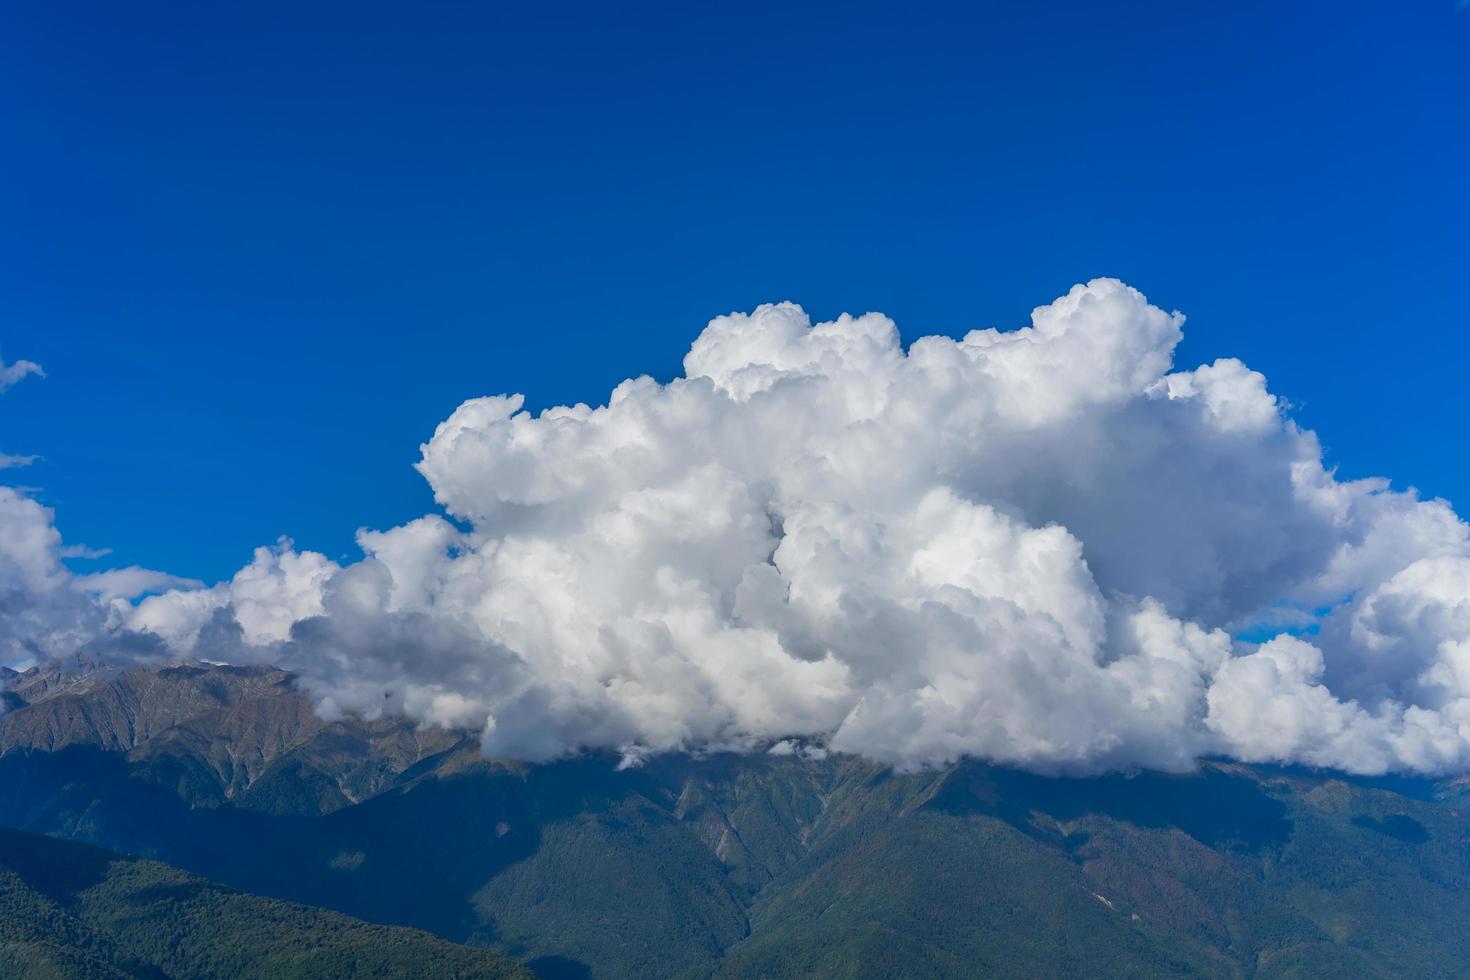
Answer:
xmin=75 ymin=567 xmax=201 ymax=602
xmin=7 ymin=280 xmax=1470 ymax=774
xmin=0 ymin=487 xmax=179 ymax=667
xmin=0 ymin=355 xmax=44 ymax=393
xmin=59 ymin=544 xmax=112 ymax=560
xmin=129 ymin=538 xmax=339 ymax=649
xmin=1 ymin=353 xmax=44 ymax=472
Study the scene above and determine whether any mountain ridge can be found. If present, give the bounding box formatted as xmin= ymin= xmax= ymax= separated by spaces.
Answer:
xmin=0 ymin=661 xmax=464 ymax=816
xmin=7 ymin=661 xmax=1470 ymax=978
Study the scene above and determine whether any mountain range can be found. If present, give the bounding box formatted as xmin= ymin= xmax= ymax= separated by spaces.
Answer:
xmin=4 ymin=661 xmax=1470 ymax=978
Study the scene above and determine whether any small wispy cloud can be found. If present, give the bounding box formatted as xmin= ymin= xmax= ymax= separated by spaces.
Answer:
xmin=75 ymin=567 xmax=202 ymax=601
xmin=60 ymin=544 xmax=113 ymax=560
xmin=1 ymin=354 xmax=45 ymax=471
xmin=0 ymin=356 xmax=44 ymax=393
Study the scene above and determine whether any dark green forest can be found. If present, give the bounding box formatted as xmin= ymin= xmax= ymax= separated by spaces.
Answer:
xmin=0 ymin=827 xmax=530 ymax=979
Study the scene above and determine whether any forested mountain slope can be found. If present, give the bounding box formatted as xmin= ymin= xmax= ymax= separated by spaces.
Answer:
xmin=0 ymin=825 xmax=532 ymax=979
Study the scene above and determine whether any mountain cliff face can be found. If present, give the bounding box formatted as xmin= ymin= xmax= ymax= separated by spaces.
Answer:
xmin=5 ymin=662 xmax=1470 ymax=979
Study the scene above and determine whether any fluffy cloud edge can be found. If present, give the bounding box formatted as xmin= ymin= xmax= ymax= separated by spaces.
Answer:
xmin=4 ymin=280 xmax=1470 ymax=777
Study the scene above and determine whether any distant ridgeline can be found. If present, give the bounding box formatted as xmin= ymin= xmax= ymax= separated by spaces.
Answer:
xmin=4 ymin=661 xmax=1470 ymax=979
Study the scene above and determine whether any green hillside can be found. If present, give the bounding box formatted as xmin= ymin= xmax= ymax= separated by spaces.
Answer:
xmin=12 ymin=746 xmax=1470 ymax=979
xmin=705 ymin=763 xmax=1470 ymax=979
xmin=0 ymin=826 xmax=532 ymax=980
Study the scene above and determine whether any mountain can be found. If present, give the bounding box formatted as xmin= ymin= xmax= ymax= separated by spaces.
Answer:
xmin=0 ymin=825 xmax=532 ymax=979
xmin=0 ymin=662 xmax=461 ymax=816
xmin=6 ymin=662 xmax=1470 ymax=978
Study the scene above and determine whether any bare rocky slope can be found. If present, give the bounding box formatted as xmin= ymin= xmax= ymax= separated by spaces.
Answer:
xmin=0 ymin=661 xmax=461 ymax=815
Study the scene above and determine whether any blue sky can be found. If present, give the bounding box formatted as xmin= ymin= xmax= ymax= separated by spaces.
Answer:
xmin=2 ymin=0 xmax=1467 ymax=585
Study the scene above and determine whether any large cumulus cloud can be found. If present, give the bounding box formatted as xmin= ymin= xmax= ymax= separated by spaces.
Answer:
xmin=6 ymin=279 xmax=1470 ymax=774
